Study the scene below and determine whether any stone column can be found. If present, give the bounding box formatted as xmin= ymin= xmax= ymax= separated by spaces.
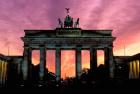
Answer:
xmin=3 ymin=62 xmax=6 ymax=85
xmin=104 ymin=47 xmax=109 ymax=78
xmin=39 ymin=46 xmax=46 ymax=81
xmin=104 ymin=47 xmax=109 ymax=68
xmin=28 ymin=47 xmax=32 ymax=80
xmin=109 ymin=47 xmax=114 ymax=78
xmin=129 ymin=62 xmax=133 ymax=79
xmin=1 ymin=62 xmax=4 ymax=85
xmin=133 ymin=61 xmax=137 ymax=79
xmin=136 ymin=60 xmax=139 ymax=79
xmin=138 ymin=58 xmax=140 ymax=79
xmin=0 ymin=62 xmax=2 ymax=84
xmin=90 ymin=48 xmax=97 ymax=71
xmin=104 ymin=47 xmax=114 ymax=78
xmin=131 ymin=61 xmax=134 ymax=79
xmin=76 ymin=47 xmax=82 ymax=78
xmin=22 ymin=46 xmax=31 ymax=80
xmin=55 ymin=47 xmax=61 ymax=81
xmin=0 ymin=62 xmax=3 ymax=85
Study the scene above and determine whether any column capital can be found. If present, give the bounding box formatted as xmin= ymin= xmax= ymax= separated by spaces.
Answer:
xmin=76 ymin=46 xmax=82 ymax=51
xmin=104 ymin=46 xmax=113 ymax=49
xmin=24 ymin=46 xmax=29 ymax=48
xmin=40 ymin=46 xmax=46 ymax=50
xmin=55 ymin=47 xmax=61 ymax=49
xmin=23 ymin=46 xmax=33 ymax=51
xmin=90 ymin=47 xmax=97 ymax=50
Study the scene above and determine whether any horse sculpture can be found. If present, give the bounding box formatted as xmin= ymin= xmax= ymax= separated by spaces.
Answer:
xmin=74 ymin=18 xmax=79 ymax=28
xmin=58 ymin=18 xmax=63 ymax=28
xmin=64 ymin=15 xmax=73 ymax=28
xmin=58 ymin=14 xmax=79 ymax=28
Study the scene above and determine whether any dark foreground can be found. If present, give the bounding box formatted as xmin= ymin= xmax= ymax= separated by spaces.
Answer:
xmin=0 ymin=79 xmax=140 ymax=93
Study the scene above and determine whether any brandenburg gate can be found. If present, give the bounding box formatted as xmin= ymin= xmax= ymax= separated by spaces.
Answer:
xmin=21 ymin=11 xmax=116 ymax=81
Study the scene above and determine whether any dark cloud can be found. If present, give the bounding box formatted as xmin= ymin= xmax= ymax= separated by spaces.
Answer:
xmin=0 ymin=0 xmax=140 ymax=64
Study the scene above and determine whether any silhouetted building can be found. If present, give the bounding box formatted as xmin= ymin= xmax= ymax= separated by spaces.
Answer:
xmin=0 ymin=9 xmax=139 ymax=88
xmin=114 ymin=54 xmax=140 ymax=79
xmin=114 ymin=56 xmax=130 ymax=79
xmin=0 ymin=54 xmax=9 ymax=87
xmin=21 ymin=12 xmax=116 ymax=83
xmin=6 ymin=56 xmax=23 ymax=85
xmin=0 ymin=54 xmax=22 ymax=87
xmin=127 ymin=53 xmax=140 ymax=79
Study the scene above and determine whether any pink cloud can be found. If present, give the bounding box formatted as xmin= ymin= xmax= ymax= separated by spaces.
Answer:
xmin=0 ymin=0 xmax=140 ymax=78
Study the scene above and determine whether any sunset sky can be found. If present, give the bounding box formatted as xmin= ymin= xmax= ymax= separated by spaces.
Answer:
xmin=0 ymin=0 xmax=140 ymax=78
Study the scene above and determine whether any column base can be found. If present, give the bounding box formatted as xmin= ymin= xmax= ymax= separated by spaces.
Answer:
xmin=56 ymin=75 xmax=60 ymax=81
